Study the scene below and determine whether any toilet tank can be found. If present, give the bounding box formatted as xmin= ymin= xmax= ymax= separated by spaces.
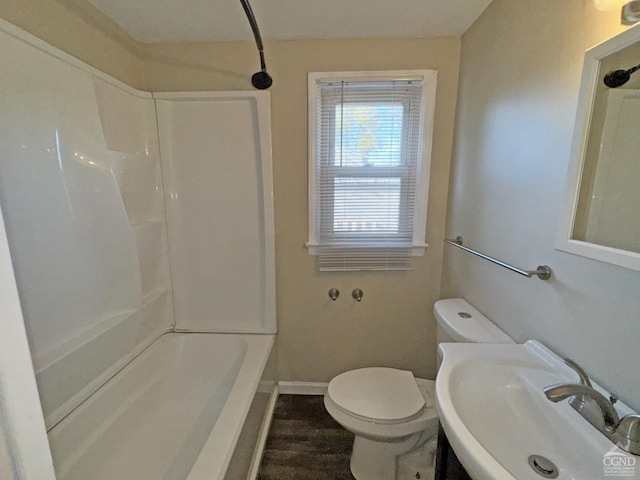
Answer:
xmin=434 ymin=298 xmax=514 ymax=369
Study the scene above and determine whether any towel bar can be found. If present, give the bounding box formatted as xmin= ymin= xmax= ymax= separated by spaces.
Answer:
xmin=445 ymin=236 xmax=552 ymax=281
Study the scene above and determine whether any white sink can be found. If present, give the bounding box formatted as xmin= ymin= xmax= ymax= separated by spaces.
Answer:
xmin=436 ymin=341 xmax=639 ymax=480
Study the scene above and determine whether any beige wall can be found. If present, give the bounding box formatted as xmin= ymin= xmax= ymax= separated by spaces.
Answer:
xmin=0 ymin=0 xmax=145 ymax=89
xmin=443 ymin=0 xmax=640 ymax=410
xmin=143 ymin=38 xmax=461 ymax=381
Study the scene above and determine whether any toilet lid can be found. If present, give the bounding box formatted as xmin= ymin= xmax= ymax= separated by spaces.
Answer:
xmin=327 ymin=367 xmax=425 ymax=421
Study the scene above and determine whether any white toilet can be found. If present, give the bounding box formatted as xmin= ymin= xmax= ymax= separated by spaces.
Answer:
xmin=324 ymin=298 xmax=515 ymax=480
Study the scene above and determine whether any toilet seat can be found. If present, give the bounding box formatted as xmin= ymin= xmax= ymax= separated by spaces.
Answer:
xmin=327 ymin=367 xmax=426 ymax=423
xmin=324 ymin=374 xmax=438 ymax=441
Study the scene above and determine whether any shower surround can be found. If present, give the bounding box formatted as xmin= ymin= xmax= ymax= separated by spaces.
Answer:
xmin=0 ymin=18 xmax=276 ymax=480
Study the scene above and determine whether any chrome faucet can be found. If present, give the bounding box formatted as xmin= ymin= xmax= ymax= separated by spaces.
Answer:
xmin=544 ymin=383 xmax=620 ymax=428
xmin=556 ymin=358 xmax=611 ymax=431
xmin=543 ymin=358 xmax=640 ymax=456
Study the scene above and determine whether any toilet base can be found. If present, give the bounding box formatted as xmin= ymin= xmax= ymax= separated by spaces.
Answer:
xmin=397 ymin=434 xmax=438 ymax=480
xmin=349 ymin=430 xmax=437 ymax=480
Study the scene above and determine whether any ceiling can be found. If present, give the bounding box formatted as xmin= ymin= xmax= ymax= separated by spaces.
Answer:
xmin=87 ymin=0 xmax=494 ymax=44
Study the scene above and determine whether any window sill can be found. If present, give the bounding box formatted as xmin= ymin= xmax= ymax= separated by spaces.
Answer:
xmin=305 ymin=242 xmax=428 ymax=256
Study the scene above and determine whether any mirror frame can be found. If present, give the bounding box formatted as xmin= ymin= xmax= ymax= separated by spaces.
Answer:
xmin=557 ymin=23 xmax=640 ymax=271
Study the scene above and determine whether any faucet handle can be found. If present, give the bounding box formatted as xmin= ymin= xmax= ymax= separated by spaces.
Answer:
xmin=614 ymin=415 xmax=640 ymax=456
xmin=352 ymin=289 xmax=363 ymax=302
xmin=563 ymin=358 xmax=592 ymax=387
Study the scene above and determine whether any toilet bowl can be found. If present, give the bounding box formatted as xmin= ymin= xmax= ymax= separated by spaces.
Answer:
xmin=324 ymin=298 xmax=515 ymax=480
xmin=324 ymin=368 xmax=439 ymax=480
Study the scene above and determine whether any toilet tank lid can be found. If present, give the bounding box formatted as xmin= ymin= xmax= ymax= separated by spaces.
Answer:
xmin=433 ymin=298 xmax=515 ymax=344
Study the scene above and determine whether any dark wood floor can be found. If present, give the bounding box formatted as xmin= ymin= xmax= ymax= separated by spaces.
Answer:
xmin=257 ymin=394 xmax=356 ymax=480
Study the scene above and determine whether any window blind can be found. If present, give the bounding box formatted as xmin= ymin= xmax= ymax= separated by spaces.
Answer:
xmin=313 ymin=79 xmax=425 ymax=271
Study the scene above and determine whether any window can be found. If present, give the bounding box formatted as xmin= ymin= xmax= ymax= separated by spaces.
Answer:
xmin=307 ymin=71 xmax=436 ymax=271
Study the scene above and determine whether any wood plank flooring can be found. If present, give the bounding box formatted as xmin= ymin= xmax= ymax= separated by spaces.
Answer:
xmin=257 ymin=394 xmax=356 ymax=480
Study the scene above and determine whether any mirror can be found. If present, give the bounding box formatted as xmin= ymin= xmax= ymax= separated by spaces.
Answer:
xmin=558 ymin=23 xmax=640 ymax=271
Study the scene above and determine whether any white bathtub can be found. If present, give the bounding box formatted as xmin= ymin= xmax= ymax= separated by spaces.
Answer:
xmin=48 ymin=333 xmax=276 ymax=480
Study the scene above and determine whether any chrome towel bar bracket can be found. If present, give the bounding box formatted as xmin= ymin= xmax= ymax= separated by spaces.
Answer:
xmin=445 ymin=236 xmax=552 ymax=281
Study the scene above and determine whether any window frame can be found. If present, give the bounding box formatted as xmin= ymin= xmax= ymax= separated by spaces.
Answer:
xmin=306 ymin=70 xmax=437 ymax=257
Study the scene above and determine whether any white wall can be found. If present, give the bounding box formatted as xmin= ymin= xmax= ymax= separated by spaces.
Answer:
xmin=156 ymin=92 xmax=276 ymax=334
xmin=443 ymin=0 xmax=640 ymax=410
xmin=0 ymin=21 xmax=173 ymax=428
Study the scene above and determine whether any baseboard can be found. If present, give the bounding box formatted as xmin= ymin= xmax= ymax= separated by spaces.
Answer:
xmin=246 ymin=385 xmax=279 ymax=480
xmin=277 ymin=381 xmax=328 ymax=395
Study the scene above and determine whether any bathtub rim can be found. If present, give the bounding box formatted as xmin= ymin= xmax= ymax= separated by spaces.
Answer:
xmin=186 ymin=331 xmax=275 ymax=480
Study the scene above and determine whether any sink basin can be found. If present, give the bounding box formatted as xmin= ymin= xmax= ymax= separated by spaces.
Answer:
xmin=436 ymin=341 xmax=639 ymax=480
